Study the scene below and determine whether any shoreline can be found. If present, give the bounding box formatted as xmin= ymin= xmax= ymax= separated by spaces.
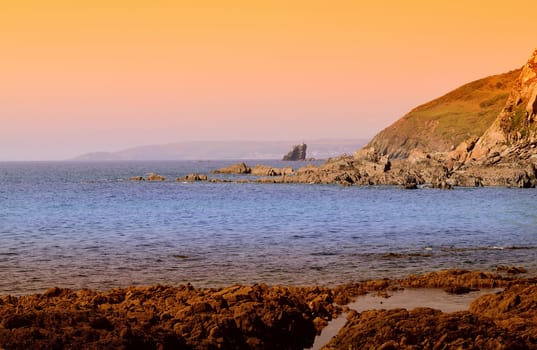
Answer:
xmin=1 ymin=269 xmax=535 ymax=349
xmin=129 ymin=153 xmax=537 ymax=189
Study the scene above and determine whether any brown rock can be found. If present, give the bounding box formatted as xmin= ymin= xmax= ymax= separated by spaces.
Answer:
xmin=251 ymin=165 xmax=282 ymax=176
xmin=146 ymin=173 xmax=166 ymax=181
xmin=496 ymin=265 xmax=528 ymax=274
xmin=322 ymin=308 xmax=529 ymax=350
xmin=176 ymin=173 xmax=208 ymax=182
xmin=211 ymin=162 xmax=251 ymax=174
xmin=401 ymin=175 xmax=418 ymax=189
xmin=0 ymin=284 xmax=336 ymax=350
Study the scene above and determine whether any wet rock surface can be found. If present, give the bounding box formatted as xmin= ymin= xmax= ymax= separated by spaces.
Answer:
xmin=322 ymin=308 xmax=529 ymax=350
xmin=0 ymin=284 xmax=338 ymax=350
xmin=324 ymin=270 xmax=537 ymax=350
xmin=0 ymin=270 xmax=535 ymax=349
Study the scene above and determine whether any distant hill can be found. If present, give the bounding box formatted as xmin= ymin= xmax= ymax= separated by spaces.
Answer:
xmin=366 ymin=68 xmax=521 ymax=158
xmin=71 ymin=139 xmax=367 ymax=161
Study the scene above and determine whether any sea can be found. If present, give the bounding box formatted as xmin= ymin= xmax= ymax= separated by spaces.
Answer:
xmin=1 ymin=160 xmax=537 ymax=295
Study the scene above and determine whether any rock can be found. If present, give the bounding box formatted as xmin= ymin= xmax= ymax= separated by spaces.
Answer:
xmin=382 ymin=156 xmax=391 ymax=172
xmin=211 ymin=162 xmax=251 ymax=174
xmin=398 ymin=269 xmax=517 ymax=289
xmin=407 ymin=149 xmax=429 ymax=163
xmin=0 ymin=284 xmax=338 ymax=350
xmin=469 ymin=49 xmax=537 ymax=162
xmin=250 ymin=165 xmax=294 ymax=176
xmin=444 ymin=286 xmax=477 ymax=295
xmin=283 ymin=143 xmax=307 ymax=161
xmin=431 ymin=176 xmax=453 ymax=189
xmin=90 ymin=316 xmax=114 ymax=331
xmin=401 ymin=175 xmax=418 ymax=189
xmin=496 ymin=265 xmax=528 ymax=274
xmin=129 ymin=176 xmax=145 ymax=181
xmin=146 ymin=173 xmax=166 ymax=181
xmin=176 ymin=173 xmax=208 ymax=182
xmin=322 ymin=308 xmax=529 ymax=350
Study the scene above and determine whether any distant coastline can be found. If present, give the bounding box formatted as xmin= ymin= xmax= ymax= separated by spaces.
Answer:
xmin=69 ymin=139 xmax=367 ymax=162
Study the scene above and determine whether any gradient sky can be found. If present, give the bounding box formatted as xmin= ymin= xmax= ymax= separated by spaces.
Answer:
xmin=1 ymin=0 xmax=536 ymax=160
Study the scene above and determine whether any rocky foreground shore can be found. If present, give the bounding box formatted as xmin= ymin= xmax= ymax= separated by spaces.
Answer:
xmin=1 ymin=269 xmax=536 ymax=349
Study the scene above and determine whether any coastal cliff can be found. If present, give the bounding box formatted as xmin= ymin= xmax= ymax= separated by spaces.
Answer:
xmin=365 ymin=69 xmax=520 ymax=159
xmin=247 ymin=48 xmax=537 ymax=188
xmin=465 ymin=48 xmax=537 ymax=163
xmin=365 ymin=48 xmax=537 ymax=168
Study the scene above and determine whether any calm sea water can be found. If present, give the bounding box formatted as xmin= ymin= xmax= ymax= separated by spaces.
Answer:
xmin=1 ymin=161 xmax=536 ymax=295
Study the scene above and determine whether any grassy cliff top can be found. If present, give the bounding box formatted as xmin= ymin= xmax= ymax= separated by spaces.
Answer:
xmin=366 ymin=68 xmax=522 ymax=158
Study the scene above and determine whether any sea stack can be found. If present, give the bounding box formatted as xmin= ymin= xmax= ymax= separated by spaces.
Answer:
xmin=283 ymin=143 xmax=307 ymax=161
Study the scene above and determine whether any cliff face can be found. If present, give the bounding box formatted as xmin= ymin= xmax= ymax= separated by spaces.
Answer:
xmin=467 ymin=49 xmax=537 ymax=162
xmin=283 ymin=143 xmax=307 ymax=161
xmin=365 ymin=69 xmax=520 ymax=158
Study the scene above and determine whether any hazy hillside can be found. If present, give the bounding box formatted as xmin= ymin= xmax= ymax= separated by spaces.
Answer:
xmin=71 ymin=139 xmax=367 ymax=161
xmin=366 ymin=68 xmax=521 ymax=158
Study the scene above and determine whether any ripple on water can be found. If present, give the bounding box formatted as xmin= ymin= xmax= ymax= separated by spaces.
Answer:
xmin=1 ymin=162 xmax=537 ymax=294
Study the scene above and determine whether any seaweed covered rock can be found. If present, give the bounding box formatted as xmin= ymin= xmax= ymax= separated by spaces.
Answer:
xmin=0 ymin=284 xmax=339 ymax=350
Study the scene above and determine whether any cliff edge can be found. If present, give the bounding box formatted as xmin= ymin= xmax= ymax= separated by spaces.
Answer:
xmin=365 ymin=69 xmax=520 ymax=158
xmin=463 ymin=49 xmax=537 ymax=163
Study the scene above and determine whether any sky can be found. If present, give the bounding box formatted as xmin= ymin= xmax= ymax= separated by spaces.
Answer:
xmin=1 ymin=0 xmax=536 ymax=160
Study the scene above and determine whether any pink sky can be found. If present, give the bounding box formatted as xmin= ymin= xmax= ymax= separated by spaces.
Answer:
xmin=1 ymin=1 xmax=536 ymax=160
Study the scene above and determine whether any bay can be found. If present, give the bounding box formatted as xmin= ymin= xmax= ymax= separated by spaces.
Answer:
xmin=1 ymin=161 xmax=536 ymax=295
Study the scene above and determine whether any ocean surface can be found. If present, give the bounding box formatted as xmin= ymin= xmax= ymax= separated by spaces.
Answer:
xmin=1 ymin=161 xmax=537 ymax=295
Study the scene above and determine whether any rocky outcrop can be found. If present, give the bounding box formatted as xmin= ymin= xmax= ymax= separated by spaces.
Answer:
xmin=226 ymin=147 xmax=536 ymax=188
xmin=322 ymin=308 xmax=529 ymax=350
xmin=255 ymin=153 xmax=451 ymax=187
xmin=365 ymin=69 xmax=520 ymax=159
xmin=211 ymin=162 xmax=251 ymax=174
xmin=325 ymin=271 xmax=537 ymax=350
xmin=332 ymin=269 xmax=526 ymax=304
xmin=250 ymin=165 xmax=294 ymax=176
xmin=397 ymin=269 xmax=520 ymax=289
xmin=176 ymin=173 xmax=208 ymax=182
xmin=0 ymin=284 xmax=339 ymax=350
xmin=470 ymin=285 xmax=537 ymax=345
xmin=1 ymin=270 xmax=535 ymax=349
xmin=129 ymin=173 xmax=166 ymax=181
xmin=147 ymin=173 xmax=166 ymax=181
xmin=282 ymin=143 xmax=307 ymax=161
xmin=468 ymin=49 xmax=537 ymax=162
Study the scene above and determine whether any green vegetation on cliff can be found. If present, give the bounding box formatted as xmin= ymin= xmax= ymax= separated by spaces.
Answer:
xmin=366 ymin=68 xmax=521 ymax=158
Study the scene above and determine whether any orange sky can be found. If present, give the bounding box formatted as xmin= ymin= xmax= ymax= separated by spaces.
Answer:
xmin=1 ymin=0 xmax=536 ymax=160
